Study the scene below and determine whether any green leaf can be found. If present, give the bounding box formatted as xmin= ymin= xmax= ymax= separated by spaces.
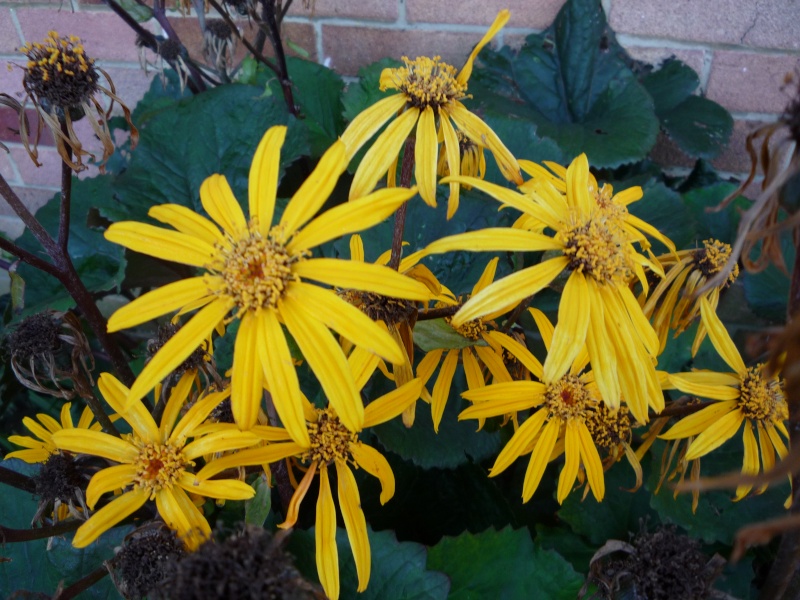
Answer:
xmin=342 ymin=58 xmax=402 ymax=123
xmin=641 ymin=59 xmax=699 ymax=115
xmin=535 ymin=524 xmax=598 ymax=574
xmin=471 ymin=0 xmax=659 ymax=167
xmin=244 ymin=474 xmax=272 ymax=527
xmin=0 ymin=459 xmax=126 ymax=599
xmin=628 ymin=180 xmax=697 ymax=254
xmin=426 ymin=527 xmax=583 ymax=599
xmin=414 ymin=318 xmax=488 ymax=351
xmin=681 ymin=182 xmax=744 ymax=243
xmin=119 ymin=0 xmax=153 ymax=22
xmin=742 ymin=230 xmax=793 ymax=322
xmin=661 ymin=95 xmax=733 ymax=159
xmin=287 ymin=526 xmax=450 ymax=600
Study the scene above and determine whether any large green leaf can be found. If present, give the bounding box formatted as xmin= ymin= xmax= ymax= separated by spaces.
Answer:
xmin=681 ymin=182 xmax=744 ymax=243
xmin=426 ymin=527 xmax=583 ymax=599
xmin=742 ymin=231 xmax=794 ymax=322
xmin=470 ymin=0 xmax=659 ymax=167
xmin=287 ymin=526 xmax=449 ymax=600
xmin=0 ymin=459 xmax=126 ymax=598
xmin=641 ymin=59 xmax=700 ymax=115
xmin=103 ymin=83 xmax=308 ymax=223
xmin=628 ymin=180 xmax=698 ymax=254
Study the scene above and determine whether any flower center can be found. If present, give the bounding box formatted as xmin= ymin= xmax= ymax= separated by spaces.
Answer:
xmin=562 ymin=218 xmax=632 ymax=284
xmin=343 ymin=290 xmax=416 ymax=327
xmin=211 ymin=223 xmax=304 ymax=314
xmin=585 ymin=403 xmax=632 ymax=448
xmin=303 ymin=409 xmax=358 ymax=465
xmin=21 ymin=31 xmax=98 ymax=109
xmin=545 ymin=375 xmax=592 ymax=421
xmin=692 ymin=239 xmax=738 ymax=285
xmin=446 ymin=314 xmax=486 ymax=341
xmin=738 ymin=364 xmax=787 ymax=423
xmin=387 ymin=56 xmax=467 ymax=111
xmin=132 ymin=439 xmax=188 ymax=497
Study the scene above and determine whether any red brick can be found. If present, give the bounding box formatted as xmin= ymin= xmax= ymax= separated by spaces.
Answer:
xmin=164 ymin=18 xmax=315 ymax=69
xmin=623 ymin=47 xmax=706 ymax=82
xmin=0 ymin=8 xmax=22 ymax=54
xmin=0 ymin=107 xmax=56 ymax=146
xmin=649 ymin=132 xmax=695 ymax=171
xmin=738 ymin=1 xmax=800 ymax=51
xmin=9 ymin=144 xmax=63 ymax=188
xmin=288 ymin=0 xmax=397 ymax=21
xmin=711 ymin=119 xmax=785 ymax=176
xmin=407 ymin=0 xmax=564 ymax=30
xmin=322 ymin=25 xmax=489 ymax=77
xmin=15 ymin=8 xmax=144 ymax=62
xmin=706 ymin=51 xmax=800 ymax=115
xmin=96 ymin=66 xmax=154 ymax=112
xmin=0 ymin=61 xmax=27 ymax=103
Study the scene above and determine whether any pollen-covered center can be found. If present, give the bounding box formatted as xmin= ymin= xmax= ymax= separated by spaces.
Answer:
xmin=585 ymin=403 xmax=632 ymax=448
xmin=212 ymin=223 xmax=304 ymax=313
xmin=562 ymin=219 xmax=633 ymax=284
xmin=738 ymin=364 xmax=787 ymax=423
xmin=21 ymin=31 xmax=98 ymax=108
xmin=388 ymin=56 xmax=467 ymax=110
xmin=692 ymin=238 xmax=739 ymax=286
xmin=545 ymin=375 xmax=592 ymax=421
xmin=303 ymin=409 xmax=358 ymax=465
xmin=132 ymin=438 xmax=188 ymax=498
xmin=446 ymin=314 xmax=486 ymax=341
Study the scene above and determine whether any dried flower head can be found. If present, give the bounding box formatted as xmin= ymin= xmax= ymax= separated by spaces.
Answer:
xmin=14 ymin=31 xmax=137 ymax=172
xmin=112 ymin=527 xmax=186 ymax=599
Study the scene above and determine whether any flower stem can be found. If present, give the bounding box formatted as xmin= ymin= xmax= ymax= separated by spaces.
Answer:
xmin=0 ymin=465 xmax=36 ymax=493
xmin=0 ymin=519 xmax=81 ymax=542
xmin=58 ymin=121 xmax=72 ymax=254
xmin=52 ymin=565 xmax=109 ymax=600
xmin=390 ymin=138 xmax=416 ymax=270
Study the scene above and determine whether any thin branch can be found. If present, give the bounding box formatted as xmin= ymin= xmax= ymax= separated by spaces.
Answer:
xmin=53 ymin=565 xmax=109 ymax=600
xmin=207 ymin=0 xmax=281 ymax=78
xmin=58 ymin=121 xmax=72 ymax=255
xmin=389 ymin=138 xmax=416 ymax=270
xmin=0 ymin=465 xmax=36 ymax=494
xmin=500 ymin=295 xmax=533 ymax=335
xmin=0 ymin=519 xmax=80 ymax=543
xmin=417 ymin=305 xmax=460 ymax=321
xmin=261 ymin=0 xmax=300 ymax=116
xmin=0 ymin=235 xmax=60 ymax=279
xmin=0 ymin=174 xmax=59 ymax=256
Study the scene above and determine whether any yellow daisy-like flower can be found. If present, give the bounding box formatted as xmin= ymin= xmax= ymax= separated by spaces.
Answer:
xmin=104 ymin=126 xmax=432 ymax=443
xmin=417 ymin=257 xmax=519 ymax=432
xmin=660 ymin=297 xmax=789 ymax=501
xmin=643 ymin=238 xmax=739 ymax=355
xmin=193 ymin=348 xmax=423 ymax=600
xmin=458 ymin=311 xmax=606 ymax=504
xmin=51 ymin=373 xmax=260 ymax=550
xmin=423 ymin=154 xmax=667 ymax=423
xmin=340 ymin=10 xmax=522 ymax=218
xmin=6 ymin=402 xmax=106 ymax=463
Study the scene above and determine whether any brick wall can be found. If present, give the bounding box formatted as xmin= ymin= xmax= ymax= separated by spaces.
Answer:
xmin=0 ymin=0 xmax=798 ymax=237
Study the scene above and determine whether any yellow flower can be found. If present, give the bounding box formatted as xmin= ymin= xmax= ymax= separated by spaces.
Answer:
xmin=7 ymin=402 xmax=107 ymax=463
xmin=340 ymin=10 xmax=521 ymax=218
xmin=104 ymin=126 xmax=432 ymax=443
xmin=661 ymin=297 xmax=789 ymax=501
xmin=423 ymin=154 xmax=667 ymax=423
xmin=644 ymin=238 xmax=739 ymax=355
xmin=417 ymin=257 xmax=520 ymax=432
xmin=51 ymin=373 xmax=260 ymax=550
xmin=193 ymin=349 xmax=423 ymax=600
xmin=458 ymin=310 xmax=606 ymax=504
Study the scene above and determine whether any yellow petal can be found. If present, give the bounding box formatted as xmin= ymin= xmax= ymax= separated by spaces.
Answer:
xmin=474 ymin=345 xmax=513 ymax=383
xmin=231 ymin=312 xmax=264 ymax=429
xmin=440 ymin=113 xmax=461 ymax=219
xmin=484 ymin=330 xmax=544 ymax=380
xmin=489 ymin=409 xmax=549 ymax=477
xmin=617 ymin=284 xmax=660 ymax=357
xmin=349 ymin=107 xmax=420 ymax=200
xmin=350 ymin=442 xmax=395 ymax=504
xmin=340 ymin=94 xmax=407 ymax=161
xmin=448 ymin=101 xmax=521 ymax=184
xmin=557 ymin=422 xmax=581 ymax=504
xmin=735 ymin=420 xmax=758 ymax=500
xmin=98 ymin=373 xmax=159 ymax=442
xmin=316 ymin=465 xmax=340 ymax=600
xmin=37 ymin=413 xmax=61 ymax=434
xmin=522 ymin=418 xmax=560 ymax=502
xmin=577 ymin=421 xmax=605 ymax=501
xmin=149 ymin=204 xmax=224 ymax=247
xmin=453 ymin=257 xmax=569 ymax=326
xmin=196 ymin=442 xmax=304 ymax=480
xmin=565 ymin=154 xmax=592 ymax=216
xmin=660 ymin=400 xmax=739 ymax=440
xmin=4 ymin=448 xmax=51 ymax=463
xmin=364 ymin=378 xmax=423 ymax=427
xmin=285 ymin=282 xmax=403 ymax=364
xmin=700 ymin=297 xmax=746 ymax=375
xmin=667 ymin=374 xmax=741 ymax=401
xmin=281 ymin=295 xmax=364 ymax=432
xmin=457 ymin=9 xmax=509 ymax=84
xmin=159 ymin=371 xmax=195 ymax=441
xmin=527 ymin=308 xmax=554 ymax=352
xmin=280 ymin=140 xmax=348 ymax=235
xmin=461 ymin=381 xmax=547 ymax=419
xmin=86 ymin=464 xmax=137 ymax=508
xmin=249 ymin=125 xmax=286 ymax=234
xmin=127 ymin=298 xmax=233 ymax=407
xmin=72 ymin=488 xmax=149 ymax=548
xmin=544 ymin=271 xmax=590 ymax=383
xmin=348 ymin=344 xmax=382 ymax=390
xmin=415 ymin=106 xmax=438 ymax=207
xmin=182 ymin=429 xmax=260 ymax=461
xmin=53 ymin=429 xmax=138 ymax=464
xmin=289 ymin=186 xmax=416 ymax=253
xmin=105 ymin=222 xmax=215 ymax=268
xmin=431 ymin=349 xmax=459 ymax=433
xmin=279 ymin=461 xmax=317 ymax=529
xmin=462 ymin=348 xmax=484 ymax=390
xmin=585 ymin=282 xmax=620 ymax=410
xmin=626 ymin=213 xmax=677 ymax=255
xmin=295 ymin=259 xmax=431 ymax=300
xmin=200 ymin=173 xmax=247 ymax=236
xmin=336 ymin=460 xmax=371 ymax=592
xmin=684 ymin=409 xmax=745 ymax=460
xmin=258 ymin=310 xmax=310 ymax=447
xmin=169 ymin=388 xmax=230 ymax=443
xmin=157 ymin=487 xmax=206 ymax=550
xmin=178 ymin=472 xmax=255 ymax=500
